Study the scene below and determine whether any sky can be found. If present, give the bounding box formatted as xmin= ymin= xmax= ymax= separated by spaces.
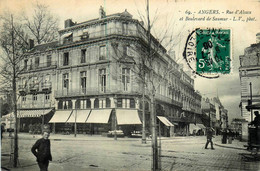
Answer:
xmin=0 ymin=0 xmax=259 ymax=123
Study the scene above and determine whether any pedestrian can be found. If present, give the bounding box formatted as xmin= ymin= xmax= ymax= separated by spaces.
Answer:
xmin=1 ymin=123 xmax=6 ymax=140
xmin=249 ymin=111 xmax=260 ymax=127
xmin=205 ymin=127 xmax=215 ymax=150
xmin=31 ymin=125 xmax=52 ymax=171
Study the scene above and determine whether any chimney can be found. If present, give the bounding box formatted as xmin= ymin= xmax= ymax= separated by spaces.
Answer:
xmin=256 ymin=32 xmax=260 ymax=43
xmin=65 ymin=19 xmax=75 ymax=28
xmin=99 ymin=6 xmax=106 ymax=19
xmin=29 ymin=39 xmax=34 ymax=49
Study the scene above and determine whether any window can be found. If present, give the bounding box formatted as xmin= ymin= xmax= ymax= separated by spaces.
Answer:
xmin=81 ymin=29 xmax=89 ymax=40
xmin=63 ymin=52 xmax=69 ymax=66
xmin=117 ymin=98 xmax=122 ymax=108
xmin=24 ymin=59 xmax=28 ymax=70
xmin=35 ymin=57 xmax=40 ymax=67
xmin=86 ymin=99 xmax=91 ymax=108
xmin=22 ymin=96 xmax=26 ymax=102
xmin=122 ymin=68 xmax=130 ymax=91
xmin=63 ymin=34 xmax=73 ymax=44
xmin=99 ymin=46 xmax=106 ymax=60
xmin=33 ymin=94 xmax=37 ymax=101
xmin=94 ymin=98 xmax=99 ymax=108
xmin=63 ymin=73 xmax=69 ymax=89
xmin=101 ymin=23 xmax=107 ymax=36
xmin=80 ymin=71 xmax=87 ymax=94
xmin=29 ymin=59 xmax=33 ymax=70
xmin=45 ymin=94 xmax=50 ymax=101
xmin=106 ymin=98 xmax=111 ymax=108
xmin=47 ymin=55 xmax=52 ymax=67
xmin=122 ymin=22 xmax=128 ymax=34
xmin=99 ymin=69 xmax=106 ymax=92
xmin=81 ymin=49 xmax=86 ymax=63
xmin=130 ymin=98 xmax=135 ymax=108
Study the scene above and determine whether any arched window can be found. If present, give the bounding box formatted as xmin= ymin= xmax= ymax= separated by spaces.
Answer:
xmin=106 ymin=98 xmax=111 ymax=108
xmin=130 ymin=98 xmax=135 ymax=108
xmin=86 ymin=99 xmax=91 ymax=108
xmin=58 ymin=100 xmax=63 ymax=109
xmin=68 ymin=100 xmax=72 ymax=109
xmin=94 ymin=98 xmax=99 ymax=108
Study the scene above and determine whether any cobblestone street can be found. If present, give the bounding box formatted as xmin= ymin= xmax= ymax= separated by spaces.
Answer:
xmin=1 ymin=133 xmax=260 ymax=171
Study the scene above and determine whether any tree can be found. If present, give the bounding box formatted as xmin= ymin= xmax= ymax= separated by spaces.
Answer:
xmin=0 ymin=2 xmax=59 ymax=166
xmin=137 ymin=1 xmax=185 ymax=170
xmin=0 ymin=13 xmax=29 ymax=167
xmin=109 ymin=1 xmax=184 ymax=169
xmin=23 ymin=2 xmax=59 ymax=45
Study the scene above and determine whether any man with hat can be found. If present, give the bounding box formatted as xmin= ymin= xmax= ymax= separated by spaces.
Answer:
xmin=31 ymin=124 xmax=52 ymax=171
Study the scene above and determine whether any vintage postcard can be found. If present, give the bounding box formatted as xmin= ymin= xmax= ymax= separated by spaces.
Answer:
xmin=0 ymin=0 xmax=259 ymax=170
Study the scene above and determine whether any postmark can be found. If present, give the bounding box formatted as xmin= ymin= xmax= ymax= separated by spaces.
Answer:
xmin=183 ymin=28 xmax=231 ymax=79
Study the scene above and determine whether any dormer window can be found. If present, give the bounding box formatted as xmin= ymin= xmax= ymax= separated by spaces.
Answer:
xmin=81 ymin=29 xmax=89 ymax=40
xmin=61 ymin=32 xmax=73 ymax=44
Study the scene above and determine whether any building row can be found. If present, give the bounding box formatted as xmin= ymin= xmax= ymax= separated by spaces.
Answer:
xmin=239 ymin=33 xmax=260 ymax=140
xmin=2 ymin=7 xmax=228 ymax=137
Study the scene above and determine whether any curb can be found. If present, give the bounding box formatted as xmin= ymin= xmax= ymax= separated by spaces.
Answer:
xmin=214 ymin=143 xmax=246 ymax=150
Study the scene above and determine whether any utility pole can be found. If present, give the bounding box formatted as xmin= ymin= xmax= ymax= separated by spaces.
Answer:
xmin=249 ymin=82 xmax=253 ymax=122
xmin=142 ymin=61 xmax=146 ymax=144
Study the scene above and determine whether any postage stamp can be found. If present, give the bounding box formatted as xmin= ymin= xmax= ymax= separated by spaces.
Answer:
xmin=183 ymin=28 xmax=231 ymax=79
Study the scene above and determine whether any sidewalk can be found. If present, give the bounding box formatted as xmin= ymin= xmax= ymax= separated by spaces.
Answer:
xmin=214 ymin=136 xmax=246 ymax=150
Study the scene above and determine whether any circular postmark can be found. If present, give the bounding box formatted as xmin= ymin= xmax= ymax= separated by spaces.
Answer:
xmin=183 ymin=28 xmax=231 ymax=79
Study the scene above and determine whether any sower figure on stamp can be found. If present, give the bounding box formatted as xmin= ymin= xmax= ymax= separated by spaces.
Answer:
xmin=205 ymin=127 xmax=215 ymax=150
xmin=31 ymin=125 xmax=52 ymax=171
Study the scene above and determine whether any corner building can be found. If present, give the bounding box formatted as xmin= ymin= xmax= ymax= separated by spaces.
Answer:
xmin=17 ymin=7 xmax=200 ymax=136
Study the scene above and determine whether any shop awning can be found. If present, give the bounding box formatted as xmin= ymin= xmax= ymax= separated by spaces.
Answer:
xmin=246 ymin=102 xmax=260 ymax=110
xmin=157 ymin=116 xmax=174 ymax=126
xmin=189 ymin=124 xmax=201 ymax=131
xmin=115 ymin=109 xmax=142 ymax=125
xmin=86 ymin=109 xmax=112 ymax=124
xmin=2 ymin=113 xmax=14 ymax=119
xmin=49 ymin=110 xmax=72 ymax=123
xmin=19 ymin=109 xmax=52 ymax=118
xmin=66 ymin=110 xmax=91 ymax=123
xmin=197 ymin=124 xmax=206 ymax=129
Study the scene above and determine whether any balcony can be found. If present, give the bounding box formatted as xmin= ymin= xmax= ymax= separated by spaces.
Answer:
xmin=29 ymin=83 xmax=39 ymax=91
xmin=54 ymin=88 xmax=141 ymax=98
xmin=155 ymin=94 xmax=183 ymax=107
xmin=60 ymin=27 xmax=147 ymax=47
xmin=24 ymin=61 xmax=57 ymax=72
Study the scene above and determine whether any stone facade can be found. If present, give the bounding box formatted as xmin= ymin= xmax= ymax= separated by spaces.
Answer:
xmin=16 ymin=7 xmax=201 ymax=136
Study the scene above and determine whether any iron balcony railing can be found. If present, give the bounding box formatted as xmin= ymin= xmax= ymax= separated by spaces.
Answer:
xmin=155 ymin=93 xmax=183 ymax=107
xmin=24 ymin=61 xmax=57 ymax=71
xmin=54 ymin=88 xmax=142 ymax=98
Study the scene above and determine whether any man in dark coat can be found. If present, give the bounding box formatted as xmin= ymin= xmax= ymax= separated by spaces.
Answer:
xmin=250 ymin=111 xmax=260 ymax=127
xmin=205 ymin=127 xmax=215 ymax=150
xmin=31 ymin=130 xmax=52 ymax=171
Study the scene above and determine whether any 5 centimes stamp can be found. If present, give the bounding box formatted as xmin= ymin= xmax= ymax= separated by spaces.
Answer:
xmin=183 ymin=28 xmax=231 ymax=79
xmin=196 ymin=28 xmax=231 ymax=74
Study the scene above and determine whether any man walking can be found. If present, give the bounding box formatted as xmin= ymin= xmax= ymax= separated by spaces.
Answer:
xmin=205 ymin=127 xmax=215 ymax=150
xmin=31 ymin=125 xmax=52 ymax=171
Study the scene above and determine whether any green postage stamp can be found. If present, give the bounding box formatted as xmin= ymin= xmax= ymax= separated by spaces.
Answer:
xmin=196 ymin=29 xmax=231 ymax=74
xmin=183 ymin=28 xmax=231 ymax=79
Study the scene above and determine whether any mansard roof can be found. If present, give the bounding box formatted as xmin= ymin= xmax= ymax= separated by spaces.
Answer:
xmin=29 ymin=41 xmax=58 ymax=53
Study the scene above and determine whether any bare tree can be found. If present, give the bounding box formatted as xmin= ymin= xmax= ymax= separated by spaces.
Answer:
xmin=23 ymin=2 xmax=59 ymax=45
xmin=0 ymin=12 xmax=29 ymax=167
